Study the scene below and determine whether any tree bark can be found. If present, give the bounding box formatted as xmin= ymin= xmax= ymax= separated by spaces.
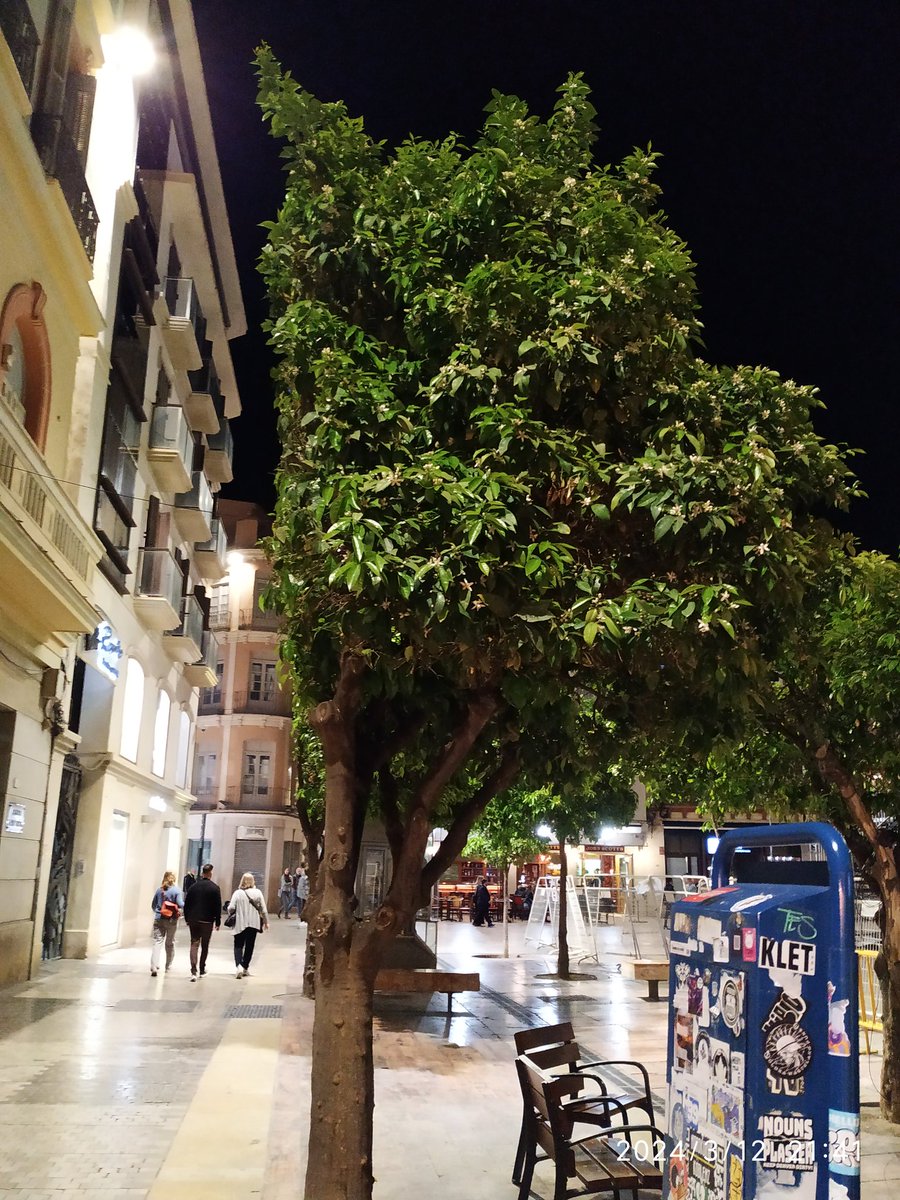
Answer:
xmin=305 ymin=654 xmax=387 ymax=1198
xmin=814 ymin=741 xmax=900 ymax=1121
xmin=557 ymin=835 xmax=570 ymax=980
xmin=305 ymin=918 xmax=380 ymax=1199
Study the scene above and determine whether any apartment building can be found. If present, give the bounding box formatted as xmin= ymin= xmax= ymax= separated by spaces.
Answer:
xmin=0 ymin=0 xmax=245 ymax=982
xmin=189 ymin=500 xmax=301 ymax=911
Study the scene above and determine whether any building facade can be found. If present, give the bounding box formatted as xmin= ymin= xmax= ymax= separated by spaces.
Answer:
xmin=0 ymin=0 xmax=244 ymax=983
xmin=189 ymin=501 xmax=302 ymax=912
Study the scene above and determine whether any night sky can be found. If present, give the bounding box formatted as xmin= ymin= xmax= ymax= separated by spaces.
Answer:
xmin=194 ymin=1 xmax=900 ymax=554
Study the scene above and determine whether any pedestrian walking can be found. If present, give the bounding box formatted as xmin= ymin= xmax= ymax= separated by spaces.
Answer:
xmin=293 ymin=866 xmax=309 ymax=917
xmin=277 ymin=868 xmax=295 ymax=919
xmin=150 ymin=870 xmax=184 ymax=976
xmin=472 ymin=876 xmax=494 ymax=928
xmin=182 ymin=862 xmax=222 ymax=980
xmin=226 ymin=872 xmax=269 ymax=977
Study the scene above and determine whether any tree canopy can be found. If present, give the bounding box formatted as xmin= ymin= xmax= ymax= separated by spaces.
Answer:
xmin=255 ymin=48 xmax=860 ymax=1192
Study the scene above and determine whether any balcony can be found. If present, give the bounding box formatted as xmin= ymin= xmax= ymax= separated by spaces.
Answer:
xmin=191 ymin=785 xmax=221 ymax=811
xmin=239 ymin=606 xmax=280 ymax=632
xmin=133 ymin=547 xmax=182 ymax=631
xmin=30 ymin=114 xmax=99 ymax=261
xmin=198 ymin=690 xmax=224 ymax=715
xmin=232 ymin=689 xmax=291 ymax=718
xmin=174 ymin=470 xmax=213 ymax=543
xmin=0 ymin=0 xmax=39 ymax=95
xmin=163 ymin=593 xmax=204 ymax=663
xmin=0 ymin=398 xmax=101 ymax=649
xmin=194 ymin=516 xmax=227 ymax=583
xmin=161 ymin=277 xmax=205 ymax=371
xmin=184 ymin=629 xmax=219 ymax=688
xmin=204 ymin=414 xmax=233 ymax=484
xmin=110 ymin=332 xmax=149 ymax=417
xmin=226 ymin=784 xmax=291 ymax=811
xmin=147 ymin=405 xmax=192 ymax=494
xmin=184 ymin=355 xmax=221 ymax=434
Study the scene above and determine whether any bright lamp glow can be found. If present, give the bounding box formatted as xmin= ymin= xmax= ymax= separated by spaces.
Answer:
xmin=227 ymin=550 xmax=245 ymax=568
xmin=103 ymin=26 xmax=156 ymax=76
xmin=148 ymin=795 xmax=167 ymax=813
xmin=706 ymin=835 xmax=720 ymax=855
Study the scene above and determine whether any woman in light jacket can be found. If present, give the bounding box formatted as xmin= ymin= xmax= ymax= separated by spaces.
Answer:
xmin=226 ymin=872 xmax=269 ymax=978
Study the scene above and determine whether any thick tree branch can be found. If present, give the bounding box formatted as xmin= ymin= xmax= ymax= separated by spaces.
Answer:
xmin=420 ymin=745 xmax=522 ymax=895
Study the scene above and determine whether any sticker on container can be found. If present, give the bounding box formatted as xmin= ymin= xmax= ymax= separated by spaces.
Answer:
xmin=727 ymin=1147 xmax=743 ymax=1200
xmin=827 ymin=981 xmax=851 ymax=1057
xmin=729 ymin=1051 xmax=745 ymax=1089
xmin=828 ymin=1110 xmax=860 ymax=1176
xmin=742 ymin=927 xmax=757 ymax=962
xmin=718 ymin=972 xmax=745 ymax=1036
xmin=710 ymin=1082 xmax=743 ymax=1143
xmin=674 ymin=1011 xmax=694 ymax=1073
xmin=757 ymin=1112 xmax=816 ymax=1172
xmin=758 ymin=936 xmax=816 ymax=976
xmin=697 ymin=915 xmax=723 ymax=944
xmin=713 ymin=934 xmax=730 ymax=963
xmin=764 ymin=1020 xmax=812 ymax=1096
xmin=709 ymin=1036 xmax=731 ymax=1084
xmin=729 ymin=892 xmax=773 ymax=912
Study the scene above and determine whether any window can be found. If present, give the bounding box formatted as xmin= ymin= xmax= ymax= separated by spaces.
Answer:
xmin=175 ymin=710 xmax=191 ymax=789
xmin=0 ymin=282 xmax=51 ymax=450
xmin=242 ymin=752 xmax=271 ymax=797
xmin=195 ymin=752 xmax=217 ymax=793
xmin=151 ymin=690 xmax=170 ymax=778
xmin=249 ymin=661 xmax=277 ymax=702
xmin=209 ymin=582 xmax=229 ymax=628
xmin=119 ymin=658 xmax=144 ymax=762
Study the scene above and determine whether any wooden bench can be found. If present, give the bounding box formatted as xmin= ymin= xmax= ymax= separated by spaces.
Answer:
xmin=515 ymin=1053 xmax=663 ymax=1199
xmin=374 ymin=967 xmax=480 ymax=1015
xmin=512 ymin=1022 xmax=654 ymax=1187
xmin=632 ymin=960 xmax=669 ymax=1002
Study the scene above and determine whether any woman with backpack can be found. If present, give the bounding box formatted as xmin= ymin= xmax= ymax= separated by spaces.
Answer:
xmin=150 ymin=870 xmax=184 ymax=977
xmin=226 ymin=872 xmax=269 ymax=977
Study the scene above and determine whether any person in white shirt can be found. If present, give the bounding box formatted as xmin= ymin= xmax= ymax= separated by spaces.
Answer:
xmin=225 ymin=872 xmax=269 ymax=977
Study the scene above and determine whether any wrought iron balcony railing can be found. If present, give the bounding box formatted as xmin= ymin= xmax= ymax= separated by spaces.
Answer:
xmin=30 ymin=114 xmax=99 ymax=261
xmin=239 ymin=607 xmax=280 ymax=631
xmin=0 ymin=0 xmax=39 ymax=94
xmin=226 ymin=785 xmax=291 ymax=811
xmin=232 ymin=689 xmax=291 ymax=717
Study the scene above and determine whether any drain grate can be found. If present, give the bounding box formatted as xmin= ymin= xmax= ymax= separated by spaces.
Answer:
xmin=224 ymin=1004 xmax=283 ymax=1019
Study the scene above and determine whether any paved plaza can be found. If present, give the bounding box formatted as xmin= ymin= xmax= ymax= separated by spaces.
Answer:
xmin=0 ymin=917 xmax=897 ymax=1198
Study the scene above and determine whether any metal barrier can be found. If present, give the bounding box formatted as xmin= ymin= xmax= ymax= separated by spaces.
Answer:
xmin=857 ymin=948 xmax=883 ymax=1053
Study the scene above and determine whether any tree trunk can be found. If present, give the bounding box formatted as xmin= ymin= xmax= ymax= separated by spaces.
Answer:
xmin=557 ymin=836 xmax=570 ymax=980
xmin=305 ymin=920 xmax=380 ymax=1199
xmin=502 ymin=860 xmax=510 ymax=959
xmin=881 ymin=894 xmax=900 ymax=1122
xmin=814 ymin=741 xmax=900 ymax=1121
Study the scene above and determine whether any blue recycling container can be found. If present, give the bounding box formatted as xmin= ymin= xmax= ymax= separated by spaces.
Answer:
xmin=663 ymin=822 xmax=860 ymax=1200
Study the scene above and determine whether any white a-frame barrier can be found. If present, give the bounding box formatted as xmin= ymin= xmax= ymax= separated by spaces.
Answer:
xmin=523 ymin=876 xmax=598 ymax=963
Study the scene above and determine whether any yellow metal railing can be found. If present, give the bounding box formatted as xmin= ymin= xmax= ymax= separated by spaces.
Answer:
xmin=858 ymin=949 xmax=883 ymax=1053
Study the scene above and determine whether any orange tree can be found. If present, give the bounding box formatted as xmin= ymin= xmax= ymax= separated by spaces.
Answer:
xmin=256 ymin=47 xmax=855 ymax=1198
xmin=643 ymin=549 xmax=900 ymax=1120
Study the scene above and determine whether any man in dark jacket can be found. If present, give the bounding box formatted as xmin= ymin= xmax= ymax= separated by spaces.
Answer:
xmin=183 ymin=863 xmax=222 ymax=980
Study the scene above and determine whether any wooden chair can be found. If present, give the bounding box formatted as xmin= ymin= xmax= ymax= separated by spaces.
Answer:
xmin=515 ymin=1054 xmax=663 ymax=1199
xmin=512 ymin=1022 xmax=655 ymax=1187
xmin=447 ymin=894 xmax=464 ymax=922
